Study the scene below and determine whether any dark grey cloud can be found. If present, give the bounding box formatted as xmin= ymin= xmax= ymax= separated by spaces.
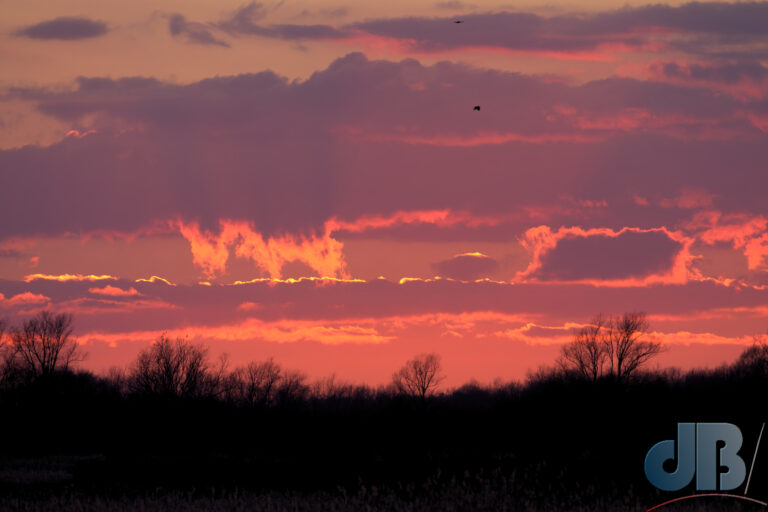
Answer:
xmin=654 ymin=60 xmax=768 ymax=84
xmin=579 ymin=2 xmax=768 ymax=37
xmin=168 ymin=14 xmax=230 ymax=47
xmin=14 ymin=17 xmax=108 ymax=40
xmin=294 ymin=7 xmax=349 ymax=20
xmin=0 ymin=249 xmax=22 ymax=258
xmin=219 ymin=2 xmax=346 ymax=40
xmin=297 ymin=2 xmax=768 ymax=55
xmin=208 ymin=2 xmax=768 ymax=56
xmin=535 ymin=231 xmax=682 ymax=281
xmin=219 ymin=2 xmax=268 ymax=32
xmin=3 ymin=277 xmax=768 ymax=333
xmin=347 ymin=12 xmax=632 ymax=53
xmin=432 ymin=253 xmax=500 ymax=280
xmin=3 ymin=53 xmax=768 ymax=241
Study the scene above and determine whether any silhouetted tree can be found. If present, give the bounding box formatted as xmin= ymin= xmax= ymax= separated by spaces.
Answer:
xmin=732 ymin=333 xmax=768 ymax=378
xmin=105 ymin=365 xmax=129 ymax=394
xmin=128 ymin=334 xmax=226 ymax=398
xmin=276 ymin=369 xmax=309 ymax=405
xmin=229 ymin=358 xmax=283 ymax=406
xmin=227 ymin=358 xmax=309 ymax=407
xmin=606 ymin=312 xmax=662 ymax=380
xmin=559 ymin=312 xmax=662 ymax=382
xmin=311 ymin=373 xmax=358 ymax=400
xmin=558 ymin=314 xmax=608 ymax=381
xmin=6 ymin=311 xmax=85 ymax=379
xmin=0 ymin=318 xmax=12 ymax=386
xmin=392 ymin=353 xmax=445 ymax=400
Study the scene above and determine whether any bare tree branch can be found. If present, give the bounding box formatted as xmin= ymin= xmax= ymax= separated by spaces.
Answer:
xmin=559 ymin=312 xmax=663 ymax=382
xmin=6 ymin=311 xmax=85 ymax=378
xmin=392 ymin=353 xmax=445 ymax=400
xmin=558 ymin=314 xmax=608 ymax=381
xmin=229 ymin=357 xmax=283 ymax=407
xmin=128 ymin=334 xmax=223 ymax=398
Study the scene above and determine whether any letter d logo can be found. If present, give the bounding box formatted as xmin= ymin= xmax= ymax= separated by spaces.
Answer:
xmin=644 ymin=423 xmax=747 ymax=492
xmin=645 ymin=423 xmax=696 ymax=491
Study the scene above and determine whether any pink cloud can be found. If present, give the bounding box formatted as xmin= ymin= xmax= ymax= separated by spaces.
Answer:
xmin=688 ymin=211 xmax=768 ymax=270
xmin=660 ymin=188 xmax=716 ymax=209
xmin=237 ymin=301 xmax=262 ymax=312
xmin=0 ymin=291 xmax=50 ymax=307
xmin=88 ymin=285 xmax=141 ymax=297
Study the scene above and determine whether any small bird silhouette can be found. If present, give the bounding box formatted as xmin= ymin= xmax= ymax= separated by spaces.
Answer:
xmin=473 ymin=105 xmax=481 ymax=111
xmin=454 ymin=20 xmax=464 ymax=23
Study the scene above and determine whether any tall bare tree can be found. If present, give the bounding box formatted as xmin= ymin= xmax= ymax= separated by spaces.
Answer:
xmin=558 ymin=314 xmax=608 ymax=381
xmin=605 ymin=312 xmax=662 ymax=380
xmin=128 ymin=334 xmax=226 ymax=398
xmin=7 ymin=311 xmax=85 ymax=378
xmin=392 ymin=353 xmax=445 ymax=400
xmin=559 ymin=312 xmax=662 ymax=382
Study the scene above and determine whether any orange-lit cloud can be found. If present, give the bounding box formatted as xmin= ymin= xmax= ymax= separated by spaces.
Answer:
xmin=65 ymin=129 xmax=97 ymax=138
xmin=0 ymin=291 xmax=50 ymax=307
xmin=177 ymin=219 xmax=348 ymax=280
xmin=82 ymin=317 xmax=392 ymax=346
xmin=232 ymin=276 xmax=366 ymax=286
xmin=689 ymin=211 xmax=768 ymax=270
xmin=135 ymin=276 xmax=176 ymax=286
xmin=78 ymin=311 xmax=536 ymax=349
xmin=326 ymin=209 xmax=503 ymax=232
xmin=493 ymin=321 xmax=588 ymax=345
xmin=88 ymin=285 xmax=141 ymax=297
xmin=431 ymin=251 xmax=500 ymax=280
xmin=55 ymin=297 xmax=178 ymax=315
xmin=237 ymin=301 xmax=262 ymax=312
xmin=350 ymin=131 xmax=604 ymax=146
xmin=650 ymin=330 xmax=757 ymax=347
xmin=24 ymin=273 xmax=118 ymax=282
xmin=75 ymin=310 xmax=760 ymax=353
xmin=650 ymin=305 xmax=768 ymax=323
xmin=177 ymin=210 xmax=507 ymax=280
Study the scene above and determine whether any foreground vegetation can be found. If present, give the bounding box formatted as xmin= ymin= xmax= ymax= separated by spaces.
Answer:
xmin=1 ymin=311 xmax=767 ymax=510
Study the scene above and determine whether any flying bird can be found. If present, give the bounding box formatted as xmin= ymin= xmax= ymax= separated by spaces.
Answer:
xmin=454 ymin=20 xmax=464 ymax=23
xmin=473 ymin=105 xmax=481 ymax=111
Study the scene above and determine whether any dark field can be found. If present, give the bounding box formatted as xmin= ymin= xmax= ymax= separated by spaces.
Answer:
xmin=1 ymin=361 xmax=767 ymax=511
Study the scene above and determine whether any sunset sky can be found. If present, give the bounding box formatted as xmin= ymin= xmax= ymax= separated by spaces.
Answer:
xmin=2 ymin=0 xmax=768 ymax=386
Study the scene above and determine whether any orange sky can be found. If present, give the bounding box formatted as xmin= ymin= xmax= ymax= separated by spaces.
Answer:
xmin=1 ymin=0 xmax=768 ymax=387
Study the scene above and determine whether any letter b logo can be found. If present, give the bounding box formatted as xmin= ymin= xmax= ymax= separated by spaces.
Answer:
xmin=645 ymin=423 xmax=746 ymax=491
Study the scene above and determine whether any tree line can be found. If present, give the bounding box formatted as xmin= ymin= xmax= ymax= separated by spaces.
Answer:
xmin=0 ymin=311 xmax=450 ymax=403
xmin=2 ymin=310 xmax=768 ymax=500
xmin=1 ymin=310 xmax=766 ymax=403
